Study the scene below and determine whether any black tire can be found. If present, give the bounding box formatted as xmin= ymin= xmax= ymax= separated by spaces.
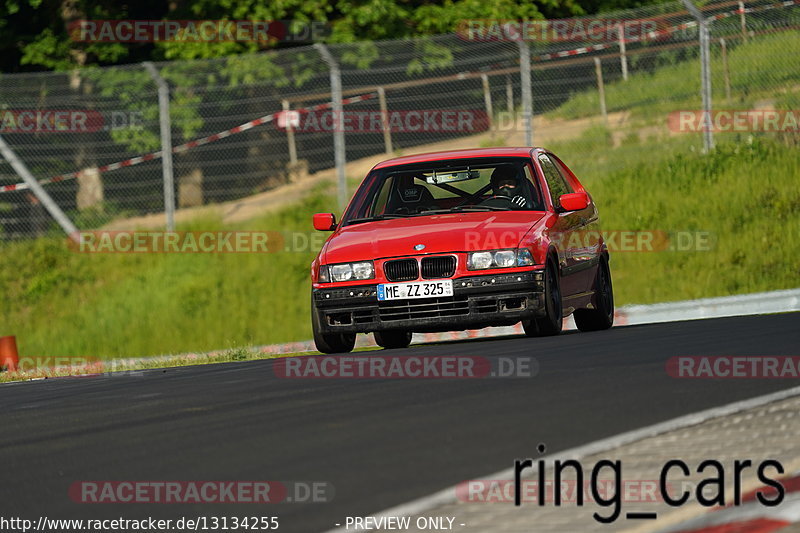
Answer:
xmin=574 ymin=256 xmax=614 ymax=332
xmin=374 ymin=330 xmax=413 ymax=349
xmin=312 ymin=305 xmax=356 ymax=354
xmin=523 ymin=257 xmax=563 ymax=337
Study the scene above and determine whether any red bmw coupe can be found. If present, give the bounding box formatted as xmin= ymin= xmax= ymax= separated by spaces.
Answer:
xmin=310 ymin=147 xmax=613 ymax=353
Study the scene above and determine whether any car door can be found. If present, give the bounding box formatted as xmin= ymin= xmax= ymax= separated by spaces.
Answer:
xmin=549 ymin=153 xmax=603 ymax=294
xmin=536 ymin=153 xmax=587 ymax=299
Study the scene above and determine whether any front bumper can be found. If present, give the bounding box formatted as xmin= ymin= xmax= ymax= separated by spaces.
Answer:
xmin=312 ymin=270 xmax=545 ymax=334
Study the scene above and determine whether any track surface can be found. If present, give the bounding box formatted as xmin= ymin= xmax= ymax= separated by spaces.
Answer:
xmin=2 ymin=313 xmax=799 ymax=532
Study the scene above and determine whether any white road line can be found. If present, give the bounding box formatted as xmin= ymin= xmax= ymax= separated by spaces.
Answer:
xmin=322 ymin=384 xmax=800 ymax=532
xmin=655 ymin=492 xmax=800 ymax=533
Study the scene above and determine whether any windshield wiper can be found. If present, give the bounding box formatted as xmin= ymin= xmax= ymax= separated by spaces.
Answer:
xmin=409 ymin=209 xmax=455 ymax=216
xmin=344 ymin=214 xmax=410 ymax=226
xmin=451 ymin=205 xmax=508 ymax=212
xmin=406 ymin=206 xmax=509 ymax=216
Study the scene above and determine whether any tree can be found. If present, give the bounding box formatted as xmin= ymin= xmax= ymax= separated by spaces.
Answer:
xmin=3 ymin=0 xmax=674 ymax=72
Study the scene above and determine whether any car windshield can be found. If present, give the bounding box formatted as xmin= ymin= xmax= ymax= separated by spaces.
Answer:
xmin=342 ymin=157 xmax=545 ymax=226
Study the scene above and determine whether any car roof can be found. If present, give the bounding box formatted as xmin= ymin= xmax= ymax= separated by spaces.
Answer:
xmin=372 ymin=147 xmax=545 ymax=169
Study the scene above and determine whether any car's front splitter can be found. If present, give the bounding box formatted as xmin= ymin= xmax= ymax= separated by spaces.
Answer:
xmin=312 ymin=271 xmax=545 ymax=334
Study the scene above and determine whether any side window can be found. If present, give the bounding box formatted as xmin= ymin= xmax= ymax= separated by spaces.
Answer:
xmin=523 ymin=164 xmax=544 ymax=210
xmin=538 ymin=154 xmax=573 ymax=209
xmin=369 ymin=176 xmax=394 ymax=216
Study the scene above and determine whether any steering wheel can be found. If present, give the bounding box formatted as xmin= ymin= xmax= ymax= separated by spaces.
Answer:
xmin=479 ymin=195 xmax=527 ymax=209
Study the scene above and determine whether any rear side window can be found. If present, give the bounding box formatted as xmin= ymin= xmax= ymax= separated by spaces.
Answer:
xmin=538 ymin=154 xmax=573 ymax=209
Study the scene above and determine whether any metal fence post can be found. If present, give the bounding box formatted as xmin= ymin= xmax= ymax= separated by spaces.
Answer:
xmin=480 ymin=73 xmax=494 ymax=131
xmin=682 ymin=0 xmax=715 ymax=152
xmin=617 ymin=23 xmax=629 ymax=81
xmin=594 ymin=57 xmax=608 ymax=125
xmin=720 ymin=38 xmax=732 ymax=101
xmin=314 ymin=43 xmax=348 ymax=212
xmin=282 ymin=99 xmax=298 ymax=164
xmin=377 ymin=87 xmax=393 ymax=154
xmin=738 ymin=1 xmax=748 ymax=42
xmin=143 ymin=62 xmax=176 ymax=232
xmin=505 ymin=75 xmax=514 ymax=114
xmin=0 ymin=134 xmax=79 ymax=241
xmin=518 ymin=41 xmax=533 ymax=146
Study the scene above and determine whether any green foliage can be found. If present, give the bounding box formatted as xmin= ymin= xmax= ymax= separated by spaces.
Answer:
xmin=339 ymin=41 xmax=381 ymax=70
xmin=407 ymin=0 xmax=547 ymax=36
xmin=406 ymin=38 xmax=454 ymax=75
xmin=68 ymin=203 xmax=138 ymax=229
xmin=0 ymin=0 xmax=582 ymax=74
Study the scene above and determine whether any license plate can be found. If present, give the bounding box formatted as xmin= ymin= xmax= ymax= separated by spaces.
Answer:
xmin=377 ymin=279 xmax=454 ymax=301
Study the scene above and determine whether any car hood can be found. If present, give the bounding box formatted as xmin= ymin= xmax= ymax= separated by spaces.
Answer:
xmin=322 ymin=211 xmax=546 ymax=263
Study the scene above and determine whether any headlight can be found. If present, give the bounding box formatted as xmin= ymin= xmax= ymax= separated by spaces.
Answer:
xmin=321 ymin=261 xmax=375 ymax=282
xmin=468 ymin=249 xmax=535 ymax=270
xmin=468 ymin=251 xmax=493 ymax=270
xmin=318 ymin=265 xmax=330 ymax=283
xmin=352 ymin=261 xmax=374 ymax=279
xmin=494 ymin=250 xmax=516 ymax=268
xmin=331 ymin=264 xmax=353 ymax=281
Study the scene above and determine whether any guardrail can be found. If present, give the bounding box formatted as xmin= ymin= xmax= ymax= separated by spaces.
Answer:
xmin=4 ymin=288 xmax=797 ymax=380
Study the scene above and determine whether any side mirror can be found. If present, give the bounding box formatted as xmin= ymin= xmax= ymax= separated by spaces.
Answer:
xmin=313 ymin=212 xmax=337 ymax=231
xmin=559 ymin=192 xmax=589 ymax=212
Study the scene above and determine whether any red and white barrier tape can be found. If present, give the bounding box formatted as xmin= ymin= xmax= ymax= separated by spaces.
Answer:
xmin=0 ymin=92 xmax=375 ymax=194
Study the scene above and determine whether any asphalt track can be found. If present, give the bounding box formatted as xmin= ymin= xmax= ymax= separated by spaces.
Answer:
xmin=1 ymin=313 xmax=799 ymax=533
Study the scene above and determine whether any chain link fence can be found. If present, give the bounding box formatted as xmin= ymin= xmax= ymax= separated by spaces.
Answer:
xmin=0 ymin=0 xmax=797 ymax=239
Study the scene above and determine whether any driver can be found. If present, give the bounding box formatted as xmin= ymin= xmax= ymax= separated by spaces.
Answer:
xmin=490 ymin=166 xmax=528 ymax=208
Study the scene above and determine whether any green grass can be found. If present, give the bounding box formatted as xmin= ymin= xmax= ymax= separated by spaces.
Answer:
xmin=558 ymin=133 xmax=799 ymax=303
xmin=552 ymin=31 xmax=800 ymax=121
xmin=1 ymin=133 xmax=797 ymax=361
xmin=0 ymin=188 xmax=333 ymax=360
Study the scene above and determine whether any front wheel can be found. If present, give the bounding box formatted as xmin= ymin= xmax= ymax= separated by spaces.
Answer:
xmin=374 ymin=330 xmax=412 ymax=349
xmin=312 ymin=305 xmax=355 ymax=354
xmin=522 ymin=258 xmax=563 ymax=337
xmin=574 ymin=256 xmax=614 ymax=332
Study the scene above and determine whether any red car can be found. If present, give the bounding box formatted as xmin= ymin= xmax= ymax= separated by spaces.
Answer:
xmin=310 ymin=147 xmax=613 ymax=353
